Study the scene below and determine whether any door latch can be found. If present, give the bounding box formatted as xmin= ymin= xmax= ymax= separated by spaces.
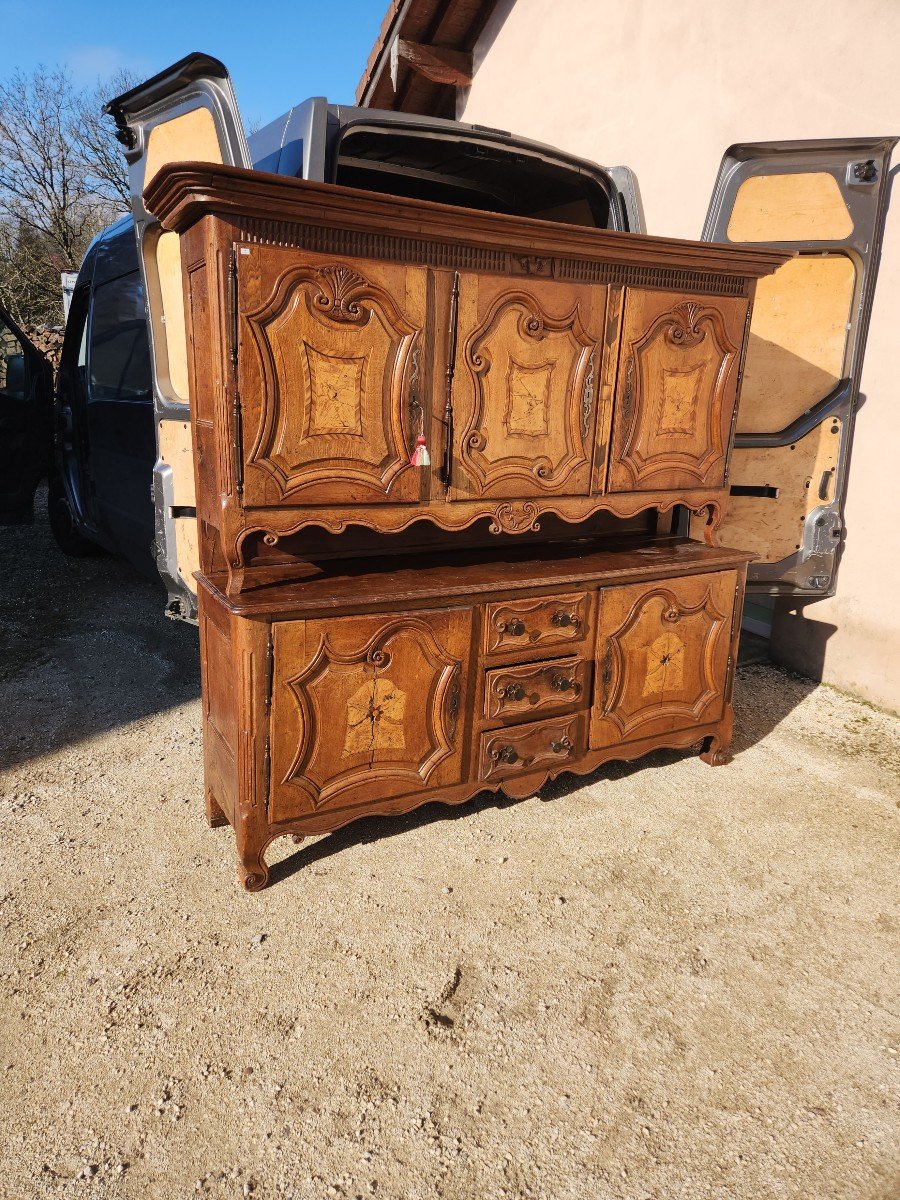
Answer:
xmin=850 ymin=159 xmax=878 ymax=184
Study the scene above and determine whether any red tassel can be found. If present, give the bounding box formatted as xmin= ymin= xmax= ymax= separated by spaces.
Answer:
xmin=410 ymin=435 xmax=430 ymax=467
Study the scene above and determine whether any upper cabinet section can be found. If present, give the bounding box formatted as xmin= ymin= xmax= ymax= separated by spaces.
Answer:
xmin=143 ymin=164 xmax=789 ymax=592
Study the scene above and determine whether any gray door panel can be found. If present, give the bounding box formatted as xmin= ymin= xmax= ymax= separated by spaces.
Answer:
xmin=104 ymin=53 xmax=251 ymax=620
xmin=702 ymin=137 xmax=897 ymax=598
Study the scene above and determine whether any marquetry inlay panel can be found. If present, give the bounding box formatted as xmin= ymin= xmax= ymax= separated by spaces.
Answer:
xmin=454 ymin=276 xmax=606 ymax=499
xmin=238 ymin=249 xmax=426 ymax=507
xmin=591 ymin=570 xmax=736 ymax=747
xmin=608 ymin=290 xmax=747 ymax=493
xmin=269 ymin=609 xmax=471 ymax=821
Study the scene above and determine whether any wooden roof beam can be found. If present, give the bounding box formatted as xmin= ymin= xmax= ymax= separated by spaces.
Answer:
xmin=389 ymin=37 xmax=474 ymax=91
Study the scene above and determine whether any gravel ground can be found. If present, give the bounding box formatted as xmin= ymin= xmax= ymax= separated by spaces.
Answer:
xmin=1 ymin=497 xmax=899 ymax=1200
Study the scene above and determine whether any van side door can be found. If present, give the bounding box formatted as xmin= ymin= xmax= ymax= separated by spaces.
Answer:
xmin=84 ymin=267 xmax=156 ymax=566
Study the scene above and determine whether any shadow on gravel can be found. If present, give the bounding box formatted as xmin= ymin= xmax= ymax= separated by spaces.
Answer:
xmin=266 ymin=747 xmax=689 ymax=884
xmin=268 ymin=659 xmax=819 ymax=886
xmin=0 ymin=490 xmax=200 ymax=770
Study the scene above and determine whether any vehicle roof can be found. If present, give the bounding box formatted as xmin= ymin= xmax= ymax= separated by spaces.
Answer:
xmin=78 ymin=214 xmax=139 ymax=290
xmin=249 ymin=97 xmax=613 ymax=189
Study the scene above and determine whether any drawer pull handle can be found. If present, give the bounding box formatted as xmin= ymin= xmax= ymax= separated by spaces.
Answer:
xmin=502 ymin=619 xmax=527 ymax=636
xmin=504 ymin=683 xmax=526 ymax=702
xmin=551 ymin=611 xmax=580 ymax=629
xmin=550 ymin=673 xmax=578 ymax=693
xmin=550 ymin=737 xmax=573 ymax=755
xmin=491 ymin=744 xmax=534 ymax=767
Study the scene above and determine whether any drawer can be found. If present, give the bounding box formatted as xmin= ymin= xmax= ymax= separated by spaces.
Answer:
xmin=483 ymin=656 xmax=589 ymax=722
xmin=479 ymin=714 xmax=582 ymax=783
xmin=484 ymin=592 xmax=589 ymax=655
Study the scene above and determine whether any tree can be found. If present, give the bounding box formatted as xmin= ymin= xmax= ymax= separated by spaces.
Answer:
xmin=0 ymin=64 xmax=137 ymax=331
xmin=0 ymin=222 xmax=63 ymax=331
xmin=74 ymin=69 xmax=139 ymax=209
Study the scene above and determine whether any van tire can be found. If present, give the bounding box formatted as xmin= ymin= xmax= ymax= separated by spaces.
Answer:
xmin=48 ymin=477 xmax=101 ymax=557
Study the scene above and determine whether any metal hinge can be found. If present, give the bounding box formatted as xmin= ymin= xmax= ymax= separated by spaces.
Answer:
xmin=726 ymin=582 xmax=742 ymax=675
xmin=729 ymin=583 xmax=741 ymax=638
xmin=725 ymin=302 xmax=755 ymax=484
xmin=263 ymin=736 xmax=271 ymax=811
xmin=736 ymin=301 xmax=754 ymax=391
xmin=442 ymin=270 xmax=460 ymax=492
xmin=264 ymin=630 xmax=274 ymax=711
xmin=229 ymin=248 xmax=244 ymax=500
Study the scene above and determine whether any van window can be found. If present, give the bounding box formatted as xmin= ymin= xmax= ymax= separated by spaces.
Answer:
xmin=88 ymin=271 xmax=151 ymax=401
xmin=335 ymin=127 xmax=612 ymax=228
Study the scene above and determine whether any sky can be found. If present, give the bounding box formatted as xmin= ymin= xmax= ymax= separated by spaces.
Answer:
xmin=0 ymin=0 xmax=387 ymax=127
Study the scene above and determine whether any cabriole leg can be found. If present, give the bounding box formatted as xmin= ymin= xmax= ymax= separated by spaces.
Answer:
xmin=235 ymin=815 xmax=270 ymax=892
xmin=699 ymin=735 xmax=730 ymax=766
xmin=700 ymin=704 xmax=735 ymax=766
xmin=236 ymin=840 xmax=270 ymax=892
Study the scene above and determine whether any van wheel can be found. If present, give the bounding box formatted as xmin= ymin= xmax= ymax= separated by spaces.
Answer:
xmin=48 ymin=477 xmax=100 ymax=557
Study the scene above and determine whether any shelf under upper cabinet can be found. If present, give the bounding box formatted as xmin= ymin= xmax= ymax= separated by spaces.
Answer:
xmin=198 ymin=536 xmax=754 ymax=620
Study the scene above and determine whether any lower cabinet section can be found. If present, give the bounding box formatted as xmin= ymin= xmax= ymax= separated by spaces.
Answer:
xmin=196 ymin=548 xmax=748 ymax=889
xmin=268 ymin=608 xmax=472 ymax=823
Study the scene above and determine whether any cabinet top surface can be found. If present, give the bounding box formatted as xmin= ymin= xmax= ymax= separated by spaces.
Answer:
xmin=198 ymin=537 xmax=754 ymax=619
xmin=144 ymin=161 xmax=792 ymax=281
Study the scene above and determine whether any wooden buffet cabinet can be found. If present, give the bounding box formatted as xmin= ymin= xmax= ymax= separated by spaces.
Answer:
xmin=145 ymin=163 xmax=789 ymax=890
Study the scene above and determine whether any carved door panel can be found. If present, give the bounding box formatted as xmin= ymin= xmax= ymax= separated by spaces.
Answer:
xmin=269 ymin=608 xmax=472 ymax=822
xmin=607 ymin=289 xmax=747 ymax=493
xmin=590 ymin=570 xmax=737 ymax=748
xmin=237 ymin=245 xmax=428 ymax=507
xmin=451 ymin=272 xmax=606 ymax=500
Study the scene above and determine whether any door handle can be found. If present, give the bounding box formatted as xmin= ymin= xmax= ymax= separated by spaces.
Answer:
xmin=818 ymin=468 xmax=835 ymax=501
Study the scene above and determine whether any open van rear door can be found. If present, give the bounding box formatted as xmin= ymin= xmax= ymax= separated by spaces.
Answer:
xmin=0 ymin=304 xmax=53 ymax=523
xmin=698 ymin=138 xmax=896 ymax=598
xmin=105 ymin=53 xmax=250 ymax=619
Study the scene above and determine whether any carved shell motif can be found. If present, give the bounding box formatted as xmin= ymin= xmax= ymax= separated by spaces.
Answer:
xmin=666 ymin=302 xmax=707 ymax=346
xmin=313 ymin=266 xmax=369 ymax=322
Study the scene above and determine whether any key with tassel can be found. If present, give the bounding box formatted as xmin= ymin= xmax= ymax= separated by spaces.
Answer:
xmin=410 ymin=434 xmax=430 ymax=467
